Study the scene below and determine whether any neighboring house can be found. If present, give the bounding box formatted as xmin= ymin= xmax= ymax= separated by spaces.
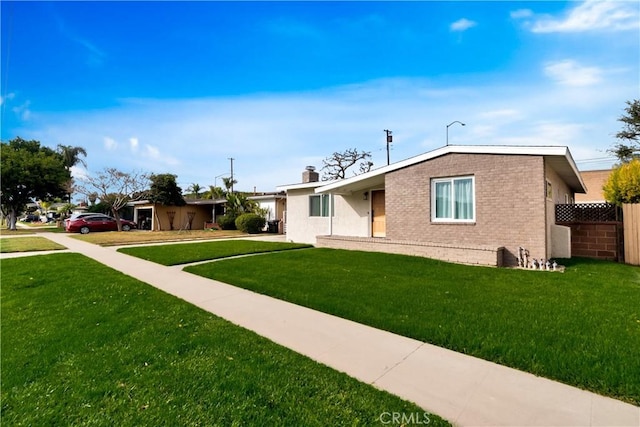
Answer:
xmin=575 ymin=169 xmax=612 ymax=203
xmin=130 ymin=194 xmax=285 ymax=232
xmin=248 ymin=192 xmax=286 ymax=233
xmin=130 ymin=199 xmax=225 ymax=231
xmin=277 ymin=145 xmax=587 ymax=267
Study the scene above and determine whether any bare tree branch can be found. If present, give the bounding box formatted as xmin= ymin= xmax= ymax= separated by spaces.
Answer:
xmin=76 ymin=168 xmax=149 ymax=230
xmin=321 ymin=148 xmax=373 ymax=180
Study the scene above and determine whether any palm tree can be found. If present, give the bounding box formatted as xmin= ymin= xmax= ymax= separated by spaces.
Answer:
xmin=221 ymin=177 xmax=238 ymax=194
xmin=188 ymin=183 xmax=202 ymax=198
xmin=204 ymin=185 xmax=225 ymax=200
xmin=57 ymin=145 xmax=88 ymax=202
xmin=57 ymin=145 xmax=88 ymax=170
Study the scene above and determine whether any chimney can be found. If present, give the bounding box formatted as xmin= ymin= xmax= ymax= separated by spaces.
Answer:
xmin=302 ymin=166 xmax=319 ymax=183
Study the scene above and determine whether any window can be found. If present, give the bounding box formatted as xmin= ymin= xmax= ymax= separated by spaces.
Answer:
xmin=309 ymin=194 xmax=332 ymax=217
xmin=432 ymin=176 xmax=475 ymax=222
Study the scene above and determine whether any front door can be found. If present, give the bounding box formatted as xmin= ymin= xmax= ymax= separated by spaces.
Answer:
xmin=371 ymin=190 xmax=386 ymax=237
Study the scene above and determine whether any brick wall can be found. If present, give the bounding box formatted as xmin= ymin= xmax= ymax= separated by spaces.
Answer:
xmin=567 ymin=223 xmax=622 ymax=261
xmin=316 ymin=235 xmax=504 ymax=267
xmin=385 ymin=154 xmax=546 ymax=266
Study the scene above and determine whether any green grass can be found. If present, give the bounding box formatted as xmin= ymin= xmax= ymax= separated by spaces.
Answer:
xmin=73 ymin=229 xmax=249 ymax=246
xmin=1 ymin=253 xmax=447 ymax=426
xmin=118 ymin=240 xmax=312 ymax=265
xmin=0 ymin=236 xmax=66 ymax=253
xmin=184 ymin=249 xmax=640 ymax=405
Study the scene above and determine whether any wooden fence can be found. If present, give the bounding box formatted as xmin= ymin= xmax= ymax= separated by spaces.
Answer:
xmin=623 ymin=204 xmax=640 ymax=266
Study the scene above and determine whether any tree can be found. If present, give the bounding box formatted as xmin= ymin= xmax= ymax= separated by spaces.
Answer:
xmin=147 ymin=173 xmax=186 ymax=230
xmin=57 ymin=144 xmax=88 ymax=169
xmin=187 ymin=183 xmax=202 ymax=198
xmin=76 ymin=168 xmax=149 ymax=231
xmin=321 ymin=148 xmax=373 ymax=180
xmin=603 ymin=159 xmax=640 ymax=205
xmin=218 ymin=192 xmax=260 ymax=230
xmin=1 ymin=137 xmax=70 ymax=230
xmin=148 ymin=174 xmax=186 ymax=206
xmin=225 ymin=192 xmax=258 ymax=217
xmin=57 ymin=144 xmax=88 ymax=202
xmin=608 ymin=99 xmax=640 ymax=163
xmin=204 ymin=185 xmax=225 ymax=200
xmin=221 ymin=177 xmax=237 ymax=194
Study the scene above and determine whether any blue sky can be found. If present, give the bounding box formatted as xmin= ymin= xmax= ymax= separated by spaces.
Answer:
xmin=2 ymin=1 xmax=639 ymax=195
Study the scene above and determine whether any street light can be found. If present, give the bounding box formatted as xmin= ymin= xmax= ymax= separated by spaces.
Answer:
xmin=446 ymin=121 xmax=466 ymax=146
xmin=214 ymin=173 xmax=227 ymax=189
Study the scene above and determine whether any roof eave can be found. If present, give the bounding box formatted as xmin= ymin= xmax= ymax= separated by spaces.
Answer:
xmin=313 ymin=145 xmax=587 ymax=195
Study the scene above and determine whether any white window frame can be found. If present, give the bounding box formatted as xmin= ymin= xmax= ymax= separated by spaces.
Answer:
xmin=309 ymin=194 xmax=333 ymax=217
xmin=431 ymin=176 xmax=476 ymax=223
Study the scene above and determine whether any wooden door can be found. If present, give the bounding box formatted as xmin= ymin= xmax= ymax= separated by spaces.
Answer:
xmin=371 ymin=190 xmax=386 ymax=237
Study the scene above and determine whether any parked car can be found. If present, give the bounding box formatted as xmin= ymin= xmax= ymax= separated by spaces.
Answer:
xmin=68 ymin=212 xmax=104 ymax=220
xmin=19 ymin=214 xmax=39 ymax=222
xmin=64 ymin=213 xmax=110 ymax=229
xmin=65 ymin=214 xmax=137 ymax=234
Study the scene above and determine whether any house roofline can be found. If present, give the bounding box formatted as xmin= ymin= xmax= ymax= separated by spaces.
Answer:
xmin=313 ymin=145 xmax=586 ymax=194
xmin=248 ymin=194 xmax=286 ymax=201
xmin=128 ymin=198 xmax=226 ymax=207
xmin=276 ymin=181 xmax=329 ymax=192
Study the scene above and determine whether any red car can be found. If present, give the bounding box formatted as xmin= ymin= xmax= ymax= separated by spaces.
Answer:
xmin=65 ymin=214 xmax=137 ymax=234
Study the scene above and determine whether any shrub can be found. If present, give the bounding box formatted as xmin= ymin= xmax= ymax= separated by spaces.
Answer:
xmin=603 ymin=159 xmax=640 ymax=205
xmin=235 ymin=213 xmax=266 ymax=234
xmin=217 ymin=214 xmax=238 ymax=230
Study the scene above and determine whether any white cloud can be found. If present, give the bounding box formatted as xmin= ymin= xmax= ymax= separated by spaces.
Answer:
xmin=0 ymin=93 xmax=15 ymax=106
xmin=544 ymin=60 xmax=603 ymax=86
xmin=144 ymin=143 xmax=179 ymax=167
xmin=70 ymin=165 xmax=90 ymax=181
xmin=1 ymin=93 xmax=32 ymax=121
xmin=12 ymin=66 xmax=636 ymax=189
xmin=145 ymin=144 xmax=160 ymax=158
xmin=531 ymin=0 xmax=640 ymax=33
xmin=12 ymin=101 xmax=32 ymax=121
xmin=104 ymin=137 xmax=118 ymax=150
xmin=55 ymin=14 xmax=107 ymax=66
xmin=129 ymin=137 xmax=139 ymax=152
xmin=450 ymin=18 xmax=477 ymax=32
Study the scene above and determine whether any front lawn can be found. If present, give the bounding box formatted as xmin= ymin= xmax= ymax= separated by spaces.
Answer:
xmin=1 ymin=253 xmax=447 ymax=426
xmin=185 ymin=249 xmax=640 ymax=405
xmin=72 ymin=229 xmax=249 ymax=246
xmin=0 ymin=236 xmax=66 ymax=253
xmin=119 ymin=240 xmax=312 ymax=265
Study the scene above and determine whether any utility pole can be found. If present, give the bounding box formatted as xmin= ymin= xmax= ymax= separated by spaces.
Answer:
xmin=228 ymin=157 xmax=235 ymax=193
xmin=384 ymin=129 xmax=393 ymax=165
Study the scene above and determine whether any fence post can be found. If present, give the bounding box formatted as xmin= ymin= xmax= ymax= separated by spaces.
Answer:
xmin=623 ymin=204 xmax=639 ymax=265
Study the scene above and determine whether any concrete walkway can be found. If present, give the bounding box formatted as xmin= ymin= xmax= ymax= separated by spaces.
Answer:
xmin=4 ymin=232 xmax=639 ymax=426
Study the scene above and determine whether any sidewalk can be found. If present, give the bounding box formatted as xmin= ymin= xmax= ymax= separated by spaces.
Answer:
xmin=9 ymin=233 xmax=640 ymax=426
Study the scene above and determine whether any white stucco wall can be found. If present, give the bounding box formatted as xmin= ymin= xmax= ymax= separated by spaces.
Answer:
xmin=284 ymin=189 xmax=371 ymax=244
xmin=256 ymin=200 xmax=276 ymax=221
xmin=331 ymin=192 xmax=370 ymax=237
xmin=545 ymin=161 xmax=574 ymax=258
xmin=284 ymin=188 xmax=331 ymax=244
